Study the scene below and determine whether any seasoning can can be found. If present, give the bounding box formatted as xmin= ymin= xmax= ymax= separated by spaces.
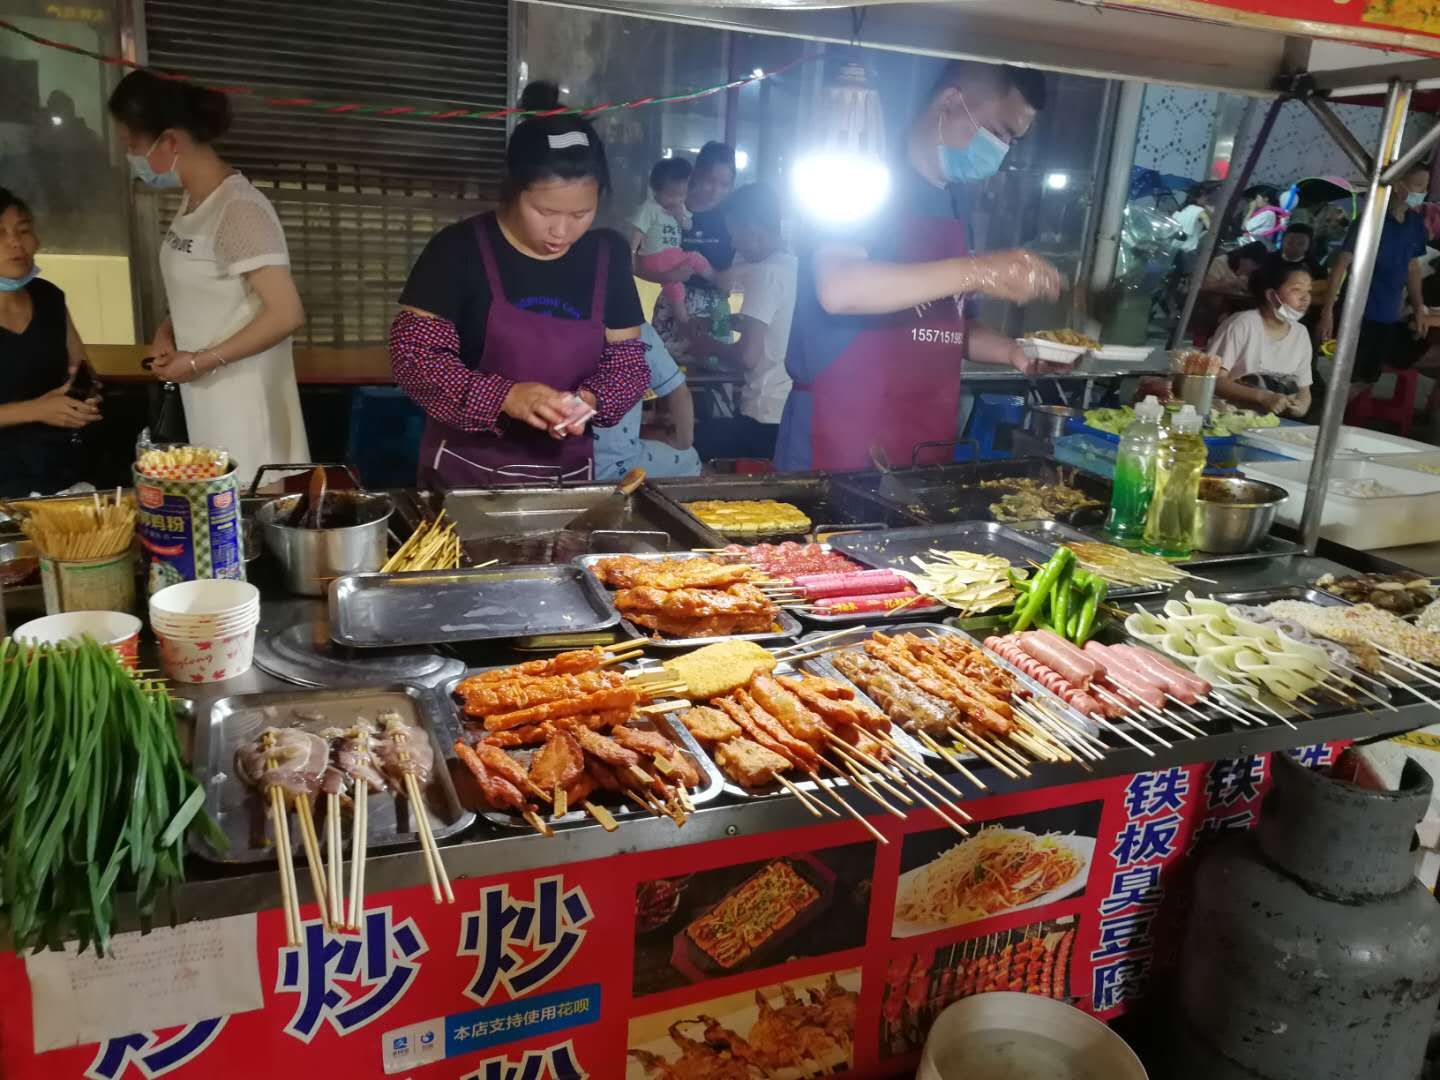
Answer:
xmin=134 ymin=461 xmax=246 ymax=595
xmin=40 ymin=551 xmax=137 ymax=615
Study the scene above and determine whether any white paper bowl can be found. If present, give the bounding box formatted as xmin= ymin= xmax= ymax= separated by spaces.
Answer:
xmin=156 ymin=626 xmax=257 ymax=683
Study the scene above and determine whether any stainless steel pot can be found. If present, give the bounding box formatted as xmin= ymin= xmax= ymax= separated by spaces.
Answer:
xmin=1194 ymin=476 xmax=1287 ymax=554
xmin=1024 ymin=405 xmax=1084 ymax=441
xmin=255 ymin=490 xmax=394 ymax=595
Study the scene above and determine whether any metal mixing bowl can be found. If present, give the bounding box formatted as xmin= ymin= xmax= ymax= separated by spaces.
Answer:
xmin=1195 ymin=476 xmax=1288 ymax=553
xmin=1024 ymin=405 xmax=1084 ymax=441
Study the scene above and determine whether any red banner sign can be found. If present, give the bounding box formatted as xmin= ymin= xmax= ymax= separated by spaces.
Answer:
xmin=0 ymin=742 xmax=1345 ymax=1080
xmin=1110 ymin=0 xmax=1440 ymax=56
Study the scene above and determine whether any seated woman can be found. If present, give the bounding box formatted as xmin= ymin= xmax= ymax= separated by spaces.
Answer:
xmin=0 ymin=188 xmax=101 ymax=497
xmin=1211 ymin=259 xmax=1314 ymax=418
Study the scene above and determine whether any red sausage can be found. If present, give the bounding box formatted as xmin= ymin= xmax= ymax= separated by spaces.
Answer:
xmin=1019 ymin=631 xmax=1101 ymax=687
xmin=1084 ymin=643 xmax=1167 ymax=710
xmin=1116 ymin=644 xmax=1211 ymax=700
xmin=793 ymin=570 xmax=903 ymax=598
xmin=814 ymin=590 xmax=920 ymax=612
xmin=988 ymin=636 xmax=1110 ymax=719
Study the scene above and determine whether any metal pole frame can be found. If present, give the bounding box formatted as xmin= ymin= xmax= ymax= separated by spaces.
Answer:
xmin=1300 ymin=80 xmax=1414 ymax=553
xmin=1169 ymin=97 xmax=1283 ymax=350
xmin=1380 ymin=117 xmax=1440 ymax=186
xmin=1303 ymin=98 xmax=1375 ymax=178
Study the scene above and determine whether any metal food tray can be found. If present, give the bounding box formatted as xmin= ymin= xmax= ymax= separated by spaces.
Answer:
xmin=440 ymin=482 xmax=723 ymax=561
xmin=191 ymin=685 xmax=474 ymax=865
xmin=649 ymin=654 xmax=932 ymax=800
xmin=839 ymin=456 xmax=1110 ymax=527
xmin=797 ymin=623 xmax=1098 ymax=763
xmin=1010 ymin=518 xmax=1303 ymax=571
xmin=441 ymin=671 xmax=724 ymax=830
xmin=1001 ymin=519 xmax=1167 ymax=600
xmin=831 ymin=521 xmax=1059 ymax=576
xmin=649 ymin=473 xmax=912 ymax=543
xmin=329 ymin=564 xmax=620 ymax=648
xmin=574 ymin=551 xmax=802 ymax=650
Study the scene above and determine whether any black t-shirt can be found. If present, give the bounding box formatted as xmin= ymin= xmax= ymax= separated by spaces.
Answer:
xmin=0 ymin=278 xmax=78 ymax=497
xmin=683 ymin=205 xmax=735 ymax=280
xmin=399 ymin=213 xmax=644 ymax=369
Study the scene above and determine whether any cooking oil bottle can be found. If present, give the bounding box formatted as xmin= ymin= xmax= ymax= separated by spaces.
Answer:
xmin=1104 ymin=395 xmax=1165 ymax=547
xmin=1143 ymin=404 xmax=1206 ymax=559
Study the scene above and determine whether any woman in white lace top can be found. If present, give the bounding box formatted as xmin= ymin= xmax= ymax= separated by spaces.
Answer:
xmin=109 ymin=71 xmax=309 ymax=482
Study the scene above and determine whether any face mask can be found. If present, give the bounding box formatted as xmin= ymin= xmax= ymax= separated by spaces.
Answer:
xmin=937 ymin=95 xmax=1009 ymax=184
xmin=1408 ymin=191 xmax=1427 ymax=209
xmin=0 ymin=265 xmax=38 ymax=293
xmin=1275 ymin=299 xmax=1304 ymax=325
xmin=127 ymin=137 xmax=181 ymax=190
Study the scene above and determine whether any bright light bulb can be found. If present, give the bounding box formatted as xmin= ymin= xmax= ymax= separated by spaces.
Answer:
xmin=661 ymin=148 xmax=673 ymax=159
xmin=792 ymin=153 xmax=891 ymax=224
xmin=735 ymin=149 xmax=750 ymax=171
xmin=1045 ymin=172 xmax=1069 ymax=191
xmin=50 ymin=115 xmax=62 ymax=126
xmin=752 ymin=67 xmax=765 ymax=79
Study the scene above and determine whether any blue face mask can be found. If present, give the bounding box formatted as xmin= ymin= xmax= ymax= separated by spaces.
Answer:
xmin=1408 ymin=191 xmax=1427 ymax=209
xmin=127 ymin=138 xmax=182 ymax=190
xmin=0 ymin=265 xmax=38 ymax=293
xmin=937 ymin=95 xmax=1010 ymax=184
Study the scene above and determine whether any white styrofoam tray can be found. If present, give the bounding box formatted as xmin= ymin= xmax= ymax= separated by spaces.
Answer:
xmin=1019 ymin=337 xmax=1085 ymax=366
xmin=1371 ymin=450 xmax=1440 ymax=477
xmin=1238 ymin=423 xmax=1433 ymax=460
xmin=1240 ymin=458 xmax=1440 ymax=549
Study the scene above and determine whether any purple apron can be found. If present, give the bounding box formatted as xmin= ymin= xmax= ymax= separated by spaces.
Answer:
xmin=418 ymin=214 xmax=608 ymax=488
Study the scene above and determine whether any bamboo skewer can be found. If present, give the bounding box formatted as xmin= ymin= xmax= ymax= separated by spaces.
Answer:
xmin=945 ymin=726 xmax=1018 ymax=778
xmin=270 ymin=784 xmax=301 ymax=946
xmin=407 ymin=772 xmax=453 ymax=903
xmin=778 ymin=775 xmax=830 ymax=817
xmin=293 ymin=795 xmax=331 ymax=930
xmin=1091 ymin=687 xmax=1174 ymax=748
xmin=806 ymin=778 xmax=888 ymax=844
xmin=914 ymin=730 xmax=988 ymax=789
xmin=348 ymin=782 xmax=370 ymax=931
xmin=326 ymin=792 xmax=344 ymax=929
xmin=583 ymin=801 xmax=619 ymax=831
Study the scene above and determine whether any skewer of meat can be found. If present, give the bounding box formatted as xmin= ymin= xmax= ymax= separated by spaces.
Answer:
xmin=375 ymin=712 xmax=453 ymax=903
xmin=481 ymin=686 xmax=642 ymax=732
xmin=528 ymin=727 xmax=585 ymax=817
xmin=865 ymin=637 xmax=1013 ymax=736
xmin=456 ymin=669 xmax=629 ymax=717
xmin=454 ymin=740 xmax=551 ymax=836
xmin=339 ymin=722 xmax=382 ymax=927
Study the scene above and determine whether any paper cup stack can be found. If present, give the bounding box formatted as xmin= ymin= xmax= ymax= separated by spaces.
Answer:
xmin=149 ymin=579 xmax=261 ymax=683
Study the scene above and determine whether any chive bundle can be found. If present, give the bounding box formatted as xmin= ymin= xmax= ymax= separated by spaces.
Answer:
xmin=0 ymin=638 xmax=225 ymax=955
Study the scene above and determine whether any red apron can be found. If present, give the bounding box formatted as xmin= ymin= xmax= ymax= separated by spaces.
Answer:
xmin=799 ymin=214 xmax=970 ymax=470
xmin=418 ymin=214 xmax=607 ymax=488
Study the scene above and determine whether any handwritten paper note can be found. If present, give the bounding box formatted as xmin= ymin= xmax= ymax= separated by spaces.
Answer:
xmin=25 ymin=914 xmax=262 ymax=1051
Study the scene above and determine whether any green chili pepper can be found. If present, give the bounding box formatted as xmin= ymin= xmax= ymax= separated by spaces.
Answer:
xmin=1013 ymin=547 xmax=1074 ymax=632
xmin=1076 ymin=577 xmax=1108 ymax=644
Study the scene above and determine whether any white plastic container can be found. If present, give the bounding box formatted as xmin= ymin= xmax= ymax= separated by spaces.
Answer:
xmin=1240 ymin=458 xmax=1440 ymax=549
xmin=1020 ymin=338 xmax=1087 ymax=366
xmin=1238 ymin=423 xmax=1433 ymax=461
xmin=919 ymin=992 xmax=1146 ymax=1080
xmin=1091 ymin=344 xmax=1155 ymax=364
xmin=1371 ymin=450 xmax=1440 ymax=477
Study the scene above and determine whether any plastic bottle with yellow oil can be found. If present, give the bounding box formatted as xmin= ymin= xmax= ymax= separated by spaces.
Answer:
xmin=1142 ymin=404 xmax=1205 ymax=559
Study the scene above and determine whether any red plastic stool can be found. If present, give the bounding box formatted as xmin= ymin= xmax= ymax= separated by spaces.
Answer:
xmin=1346 ymin=366 xmax=1419 ymax=438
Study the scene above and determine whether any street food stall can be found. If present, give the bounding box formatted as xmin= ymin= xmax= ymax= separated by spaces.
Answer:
xmin=6 ymin=2 xmax=1440 ymax=1079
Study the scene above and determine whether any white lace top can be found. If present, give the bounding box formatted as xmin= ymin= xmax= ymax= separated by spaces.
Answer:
xmin=159 ymin=173 xmax=309 ymax=481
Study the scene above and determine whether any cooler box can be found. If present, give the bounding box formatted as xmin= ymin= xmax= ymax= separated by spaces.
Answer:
xmin=1240 ymin=457 xmax=1440 ymax=549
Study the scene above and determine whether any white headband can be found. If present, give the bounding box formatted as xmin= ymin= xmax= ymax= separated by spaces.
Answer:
xmin=548 ymin=131 xmax=589 ymax=150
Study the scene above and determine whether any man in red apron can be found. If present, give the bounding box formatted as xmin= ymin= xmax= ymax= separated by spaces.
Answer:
xmin=775 ymin=61 xmax=1063 ymax=472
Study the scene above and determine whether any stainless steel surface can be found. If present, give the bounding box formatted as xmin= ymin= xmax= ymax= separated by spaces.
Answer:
xmin=1209 ymin=586 xmax=1349 ymax=608
xmin=441 ymin=671 xmax=724 ymax=830
xmin=253 ymin=620 xmax=461 ymax=687
xmin=574 ymin=551 xmax=803 ymax=649
xmin=191 ymin=684 xmax=474 ymax=865
xmin=1009 ymin=516 xmax=1303 ymax=570
xmin=649 ymin=473 xmax=909 ymax=540
xmin=440 ymin=484 xmax=721 ymax=562
xmin=1303 ymin=81 xmax=1414 ymax=554
xmin=1195 ymin=476 xmax=1288 ymax=555
xmin=1173 ymin=373 xmax=1217 ymax=416
xmin=1024 ymin=405 xmax=1084 ymax=441
xmin=329 ymin=565 xmax=620 ymax=648
xmin=256 ymin=490 xmax=393 ymax=596
xmin=831 ymin=521 xmax=1059 ymax=574
xmin=1171 ymin=97 xmax=1279 ymax=350
xmin=0 ymin=538 xmax=42 ymax=624
xmin=841 ymin=457 xmax=1110 ymax=527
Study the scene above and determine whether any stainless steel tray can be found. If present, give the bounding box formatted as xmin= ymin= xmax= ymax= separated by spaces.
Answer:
xmin=1209 ymin=586 xmax=1349 ymax=608
xmin=648 ymin=472 xmax=913 ymax=542
xmin=441 ymin=671 xmax=724 ymax=830
xmin=831 ymin=521 xmax=1059 ymax=575
xmin=573 ymin=551 xmax=802 ymax=650
xmin=329 ymin=564 xmax=621 ymax=648
xmin=191 ymin=685 xmax=475 ymax=865
xmin=1010 ymin=518 xmax=1304 ymax=571
xmin=795 ymin=623 xmax=1097 ymax=763
xmin=1002 ymin=519 xmax=1166 ymax=600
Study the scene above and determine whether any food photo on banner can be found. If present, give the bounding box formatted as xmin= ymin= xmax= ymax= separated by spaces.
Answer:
xmin=880 ymin=915 xmax=1080 ymax=1057
xmin=631 ymin=842 xmax=876 ymax=997
xmin=626 ymin=967 xmax=861 ymax=1078
xmin=892 ymin=802 xmax=1103 ymax=938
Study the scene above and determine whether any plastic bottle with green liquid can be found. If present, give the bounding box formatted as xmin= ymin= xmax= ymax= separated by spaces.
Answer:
xmin=1143 ymin=404 xmax=1206 ymax=559
xmin=1104 ymin=394 xmax=1165 ymax=547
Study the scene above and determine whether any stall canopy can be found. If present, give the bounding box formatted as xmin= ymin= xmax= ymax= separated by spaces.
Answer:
xmin=529 ymin=0 xmax=1440 ymax=94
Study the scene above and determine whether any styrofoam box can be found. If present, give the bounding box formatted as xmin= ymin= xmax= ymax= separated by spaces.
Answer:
xmin=1238 ymin=423 xmax=1434 ymax=460
xmin=1019 ymin=337 xmax=1085 ymax=366
xmin=1371 ymin=450 xmax=1440 ymax=477
xmin=1090 ymin=344 xmax=1154 ymax=364
xmin=1240 ymin=457 xmax=1440 ymax=549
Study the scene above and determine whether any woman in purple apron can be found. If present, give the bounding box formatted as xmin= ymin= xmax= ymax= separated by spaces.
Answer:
xmin=390 ymin=82 xmax=648 ymax=488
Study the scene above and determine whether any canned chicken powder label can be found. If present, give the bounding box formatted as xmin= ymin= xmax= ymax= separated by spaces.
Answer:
xmin=135 ymin=466 xmax=245 ymax=594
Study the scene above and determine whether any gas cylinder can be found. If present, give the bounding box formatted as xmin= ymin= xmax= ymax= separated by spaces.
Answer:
xmin=1176 ymin=752 xmax=1440 ymax=1080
